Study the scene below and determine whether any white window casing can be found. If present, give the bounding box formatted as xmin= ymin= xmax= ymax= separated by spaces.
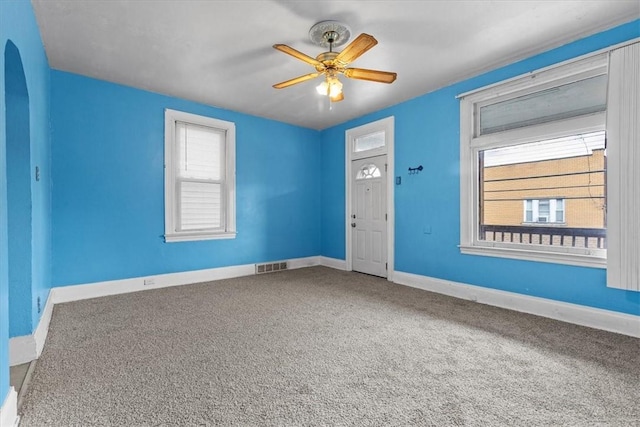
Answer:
xmin=164 ymin=109 xmax=236 ymax=242
xmin=459 ymin=52 xmax=609 ymax=268
xmin=606 ymin=42 xmax=640 ymax=291
xmin=524 ymin=200 xmax=533 ymax=222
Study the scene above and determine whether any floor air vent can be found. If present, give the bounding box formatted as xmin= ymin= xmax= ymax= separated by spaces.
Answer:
xmin=256 ymin=262 xmax=288 ymax=274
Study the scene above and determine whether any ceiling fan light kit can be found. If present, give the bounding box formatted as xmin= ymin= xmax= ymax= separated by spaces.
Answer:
xmin=273 ymin=20 xmax=397 ymax=103
xmin=316 ymin=76 xmax=342 ymax=97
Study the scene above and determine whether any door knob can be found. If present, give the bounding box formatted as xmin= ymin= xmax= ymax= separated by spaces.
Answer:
xmin=351 ymin=222 xmax=356 ymax=228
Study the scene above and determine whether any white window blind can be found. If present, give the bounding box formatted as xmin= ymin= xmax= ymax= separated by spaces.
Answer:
xmin=164 ymin=109 xmax=236 ymax=242
xmin=606 ymin=42 xmax=640 ymax=291
xmin=176 ymin=122 xmax=225 ymax=231
xmin=478 ymin=74 xmax=608 ymax=135
xmin=179 ymin=181 xmax=222 ymax=230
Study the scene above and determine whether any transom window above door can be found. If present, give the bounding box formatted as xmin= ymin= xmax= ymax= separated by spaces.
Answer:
xmin=350 ymin=126 xmax=389 ymax=160
xmin=354 ymin=131 xmax=385 ymax=153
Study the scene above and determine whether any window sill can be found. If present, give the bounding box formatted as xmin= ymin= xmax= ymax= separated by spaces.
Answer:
xmin=165 ymin=231 xmax=236 ymax=243
xmin=459 ymin=244 xmax=606 ymax=269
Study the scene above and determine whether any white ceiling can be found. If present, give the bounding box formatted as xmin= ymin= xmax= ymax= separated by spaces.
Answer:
xmin=31 ymin=1 xmax=639 ymax=130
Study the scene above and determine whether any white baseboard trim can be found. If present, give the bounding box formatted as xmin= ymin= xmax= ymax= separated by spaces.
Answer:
xmin=287 ymin=256 xmax=321 ymax=269
xmin=9 ymin=291 xmax=54 ymax=366
xmin=52 ymin=256 xmax=323 ymax=305
xmin=319 ymin=256 xmax=347 ymax=270
xmin=394 ymin=271 xmax=640 ymax=338
xmin=52 ymin=263 xmax=256 ymax=304
xmin=0 ymin=387 xmax=18 ymax=427
xmin=8 ymin=335 xmax=35 ymax=367
xmin=34 ymin=291 xmax=54 ymax=358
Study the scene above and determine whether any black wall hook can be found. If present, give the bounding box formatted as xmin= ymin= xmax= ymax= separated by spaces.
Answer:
xmin=408 ymin=165 xmax=423 ymax=175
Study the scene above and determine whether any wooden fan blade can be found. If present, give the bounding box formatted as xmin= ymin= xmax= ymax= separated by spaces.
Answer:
xmin=273 ymin=44 xmax=324 ymax=68
xmin=334 ymin=33 xmax=378 ymax=66
xmin=343 ymin=68 xmax=397 ymax=84
xmin=273 ymin=72 xmax=322 ymax=89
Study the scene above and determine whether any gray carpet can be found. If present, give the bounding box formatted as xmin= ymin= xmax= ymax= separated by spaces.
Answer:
xmin=19 ymin=267 xmax=640 ymax=426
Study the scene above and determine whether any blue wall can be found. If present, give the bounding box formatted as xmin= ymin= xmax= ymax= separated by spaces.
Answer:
xmin=321 ymin=20 xmax=640 ymax=316
xmin=0 ymin=0 xmax=52 ymax=406
xmin=51 ymin=72 xmax=321 ymax=286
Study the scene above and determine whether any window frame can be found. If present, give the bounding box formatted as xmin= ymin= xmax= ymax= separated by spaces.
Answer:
xmin=350 ymin=129 xmax=387 ymax=161
xmin=459 ymin=53 xmax=608 ymax=268
xmin=164 ymin=109 xmax=236 ymax=242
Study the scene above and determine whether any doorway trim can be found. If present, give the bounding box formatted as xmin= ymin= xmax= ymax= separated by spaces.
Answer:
xmin=345 ymin=116 xmax=395 ymax=280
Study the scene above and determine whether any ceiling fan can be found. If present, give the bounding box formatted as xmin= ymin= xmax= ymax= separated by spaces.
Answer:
xmin=273 ymin=21 xmax=397 ymax=102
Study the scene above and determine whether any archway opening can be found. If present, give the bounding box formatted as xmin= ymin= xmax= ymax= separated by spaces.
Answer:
xmin=5 ymin=40 xmax=33 ymax=338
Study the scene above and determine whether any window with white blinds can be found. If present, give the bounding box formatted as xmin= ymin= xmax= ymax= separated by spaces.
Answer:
xmin=164 ymin=109 xmax=236 ymax=242
xmin=459 ymin=52 xmax=609 ymax=268
xmin=477 ymin=74 xmax=607 ymax=135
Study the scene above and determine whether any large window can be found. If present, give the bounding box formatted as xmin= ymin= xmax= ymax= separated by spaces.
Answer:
xmin=459 ymin=53 xmax=608 ymax=267
xmin=164 ymin=109 xmax=236 ymax=242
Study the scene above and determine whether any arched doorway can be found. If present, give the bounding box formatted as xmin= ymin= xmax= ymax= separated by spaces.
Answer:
xmin=4 ymin=40 xmax=32 ymax=338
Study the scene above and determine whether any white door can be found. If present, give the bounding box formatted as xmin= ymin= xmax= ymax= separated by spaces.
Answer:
xmin=351 ymin=155 xmax=387 ymax=277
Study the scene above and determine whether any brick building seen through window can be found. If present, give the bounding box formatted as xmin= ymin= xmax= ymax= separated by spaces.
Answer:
xmin=479 ymin=131 xmax=606 ymax=249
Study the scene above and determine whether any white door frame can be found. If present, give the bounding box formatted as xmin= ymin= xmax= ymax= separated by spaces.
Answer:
xmin=345 ymin=116 xmax=395 ymax=280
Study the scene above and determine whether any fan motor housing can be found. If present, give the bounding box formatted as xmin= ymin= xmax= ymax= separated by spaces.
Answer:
xmin=316 ymin=51 xmax=339 ymax=64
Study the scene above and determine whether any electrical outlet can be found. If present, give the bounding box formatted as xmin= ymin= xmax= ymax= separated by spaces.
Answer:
xmin=37 ymin=297 xmax=41 ymax=314
xmin=144 ymin=278 xmax=155 ymax=286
